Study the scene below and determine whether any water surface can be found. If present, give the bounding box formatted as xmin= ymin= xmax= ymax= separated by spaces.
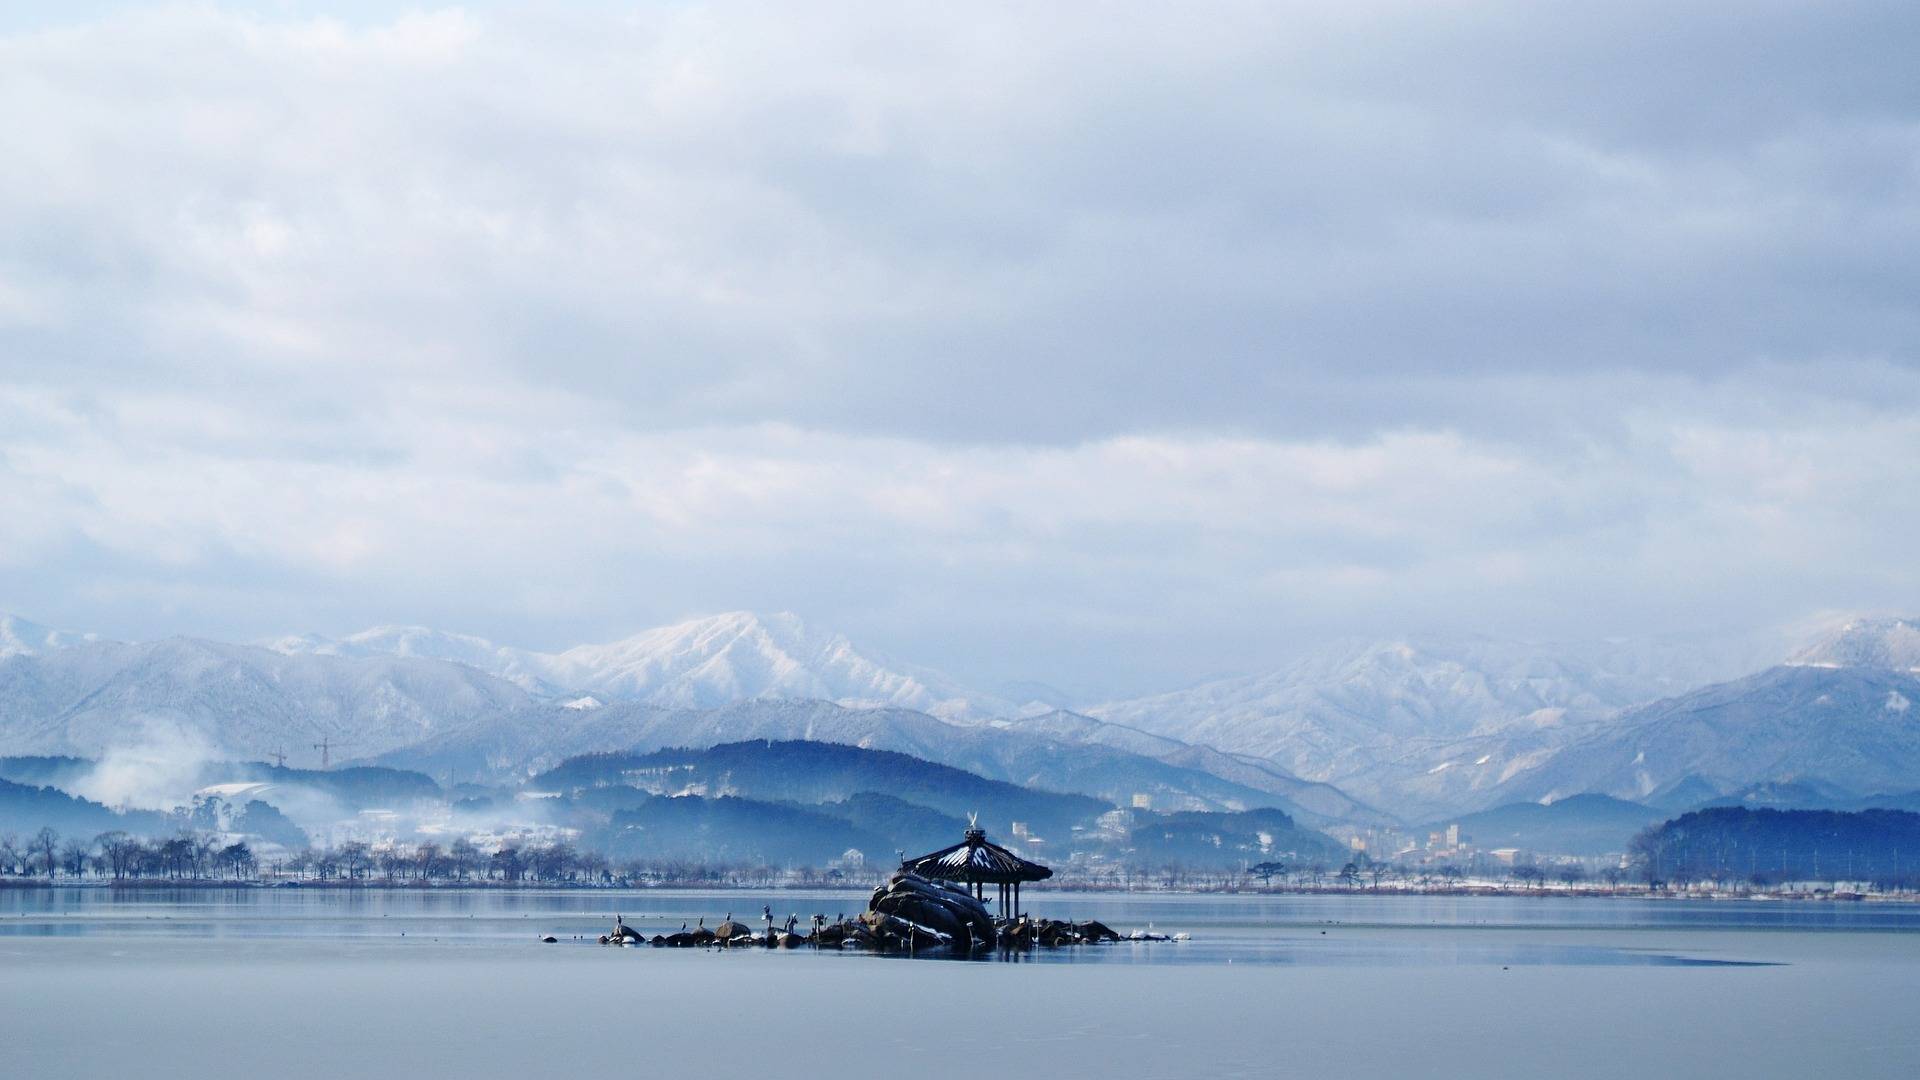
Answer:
xmin=3 ymin=888 xmax=1916 ymax=1078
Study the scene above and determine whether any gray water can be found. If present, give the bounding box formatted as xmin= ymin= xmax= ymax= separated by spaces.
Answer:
xmin=4 ymin=888 xmax=1918 ymax=1078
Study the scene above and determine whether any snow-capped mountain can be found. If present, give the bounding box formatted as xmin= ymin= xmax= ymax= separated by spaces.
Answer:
xmin=1333 ymin=619 xmax=1920 ymax=817
xmin=266 ymin=625 xmax=560 ymax=693
xmin=0 ymin=613 xmax=99 ymax=658
xmin=15 ymin=606 xmax=1917 ymax=824
xmin=1786 ymin=616 xmax=1920 ymax=673
xmin=535 ymin=612 xmax=1011 ymax=719
xmin=1088 ymin=634 xmax=1772 ymax=781
xmin=7 ymin=611 xmax=1390 ymax=823
xmin=273 ymin=611 xmax=1014 ymax=721
xmin=1477 ymin=664 xmax=1920 ymax=808
xmin=0 ymin=636 xmax=537 ymax=763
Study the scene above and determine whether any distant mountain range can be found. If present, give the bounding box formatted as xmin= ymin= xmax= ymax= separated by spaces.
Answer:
xmin=1481 ymin=663 xmax=1920 ymax=808
xmin=1085 ymin=631 xmax=1786 ymax=817
xmin=0 ymin=613 xmax=1381 ymax=826
xmin=2 ymin=609 xmax=1917 ymax=827
xmin=0 ymin=634 xmax=536 ymax=762
xmin=268 ymin=611 xmax=1012 ymax=721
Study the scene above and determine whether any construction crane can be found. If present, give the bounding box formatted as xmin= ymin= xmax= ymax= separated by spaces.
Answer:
xmin=311 ymin=736 xmax=349 ymax=770
xmin=267 ymin=747 xmax=287 ymax=768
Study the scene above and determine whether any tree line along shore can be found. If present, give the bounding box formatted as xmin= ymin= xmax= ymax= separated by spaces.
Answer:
xmin=5 ymin=806 xmax=1919 ymax=898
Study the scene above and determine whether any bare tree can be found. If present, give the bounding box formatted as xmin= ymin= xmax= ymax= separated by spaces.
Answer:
xmin=285 ymin=848 xmax=314 ymax=880
xmin=192 ymin=836 xmax=218 ymax=880
xmin=448 ymin=837 xmax=478 ymax=882
xmin=158 ymin=836 xmax=194 ymax=878
xmin=32 ymin=827 xmax=59 ymax=881
xmin=339 ymin=841 xmax=370 ymax=880
xmin=415 ymin=841 xmax=443 ymax=882
xmin=60 ymin=838 xmax=89 ymax=879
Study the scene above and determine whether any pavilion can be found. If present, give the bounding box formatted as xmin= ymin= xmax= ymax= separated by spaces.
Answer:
xmin=899 ymin=820 xmax=1052 ymax=921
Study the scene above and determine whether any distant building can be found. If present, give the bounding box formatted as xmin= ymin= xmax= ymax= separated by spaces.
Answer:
xmin=1132 ymin=793 xmax=1153 ymax=810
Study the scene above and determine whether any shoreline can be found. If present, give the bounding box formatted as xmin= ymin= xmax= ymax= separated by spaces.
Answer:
xmin=5 ymin=877 xmax=1917 ymax=903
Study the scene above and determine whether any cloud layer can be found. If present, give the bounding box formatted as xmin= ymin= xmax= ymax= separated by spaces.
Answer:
xmin=2 ymin=3 xmax=1917 ymax=692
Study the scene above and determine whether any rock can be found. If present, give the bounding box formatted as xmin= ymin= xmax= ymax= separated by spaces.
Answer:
xmin=867 ymin=871 xmax=995 ymax=950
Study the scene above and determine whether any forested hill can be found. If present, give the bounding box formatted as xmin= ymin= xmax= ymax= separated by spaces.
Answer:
xmin=1425 ymin=794 xmax=1664 ymax=856
xmin=594 ymin=794 xmax=894 ymax=866
xmin=218 ymin=763 xmax=442 ymax=806
xmin=0 ymin=756 xmax=96 ymax=789
xmin=0 ymin=778 xmax=170 ymax=837
xmin=535 ymin=739 xmax=1112 ymax=837
xmin=1631 ymin=807 xmax=1920 ymax=887
xmin=1127 ymin=807 xmax=1343 ymax=864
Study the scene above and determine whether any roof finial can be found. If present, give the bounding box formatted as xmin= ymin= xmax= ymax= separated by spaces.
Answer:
xmin=967 ymin=810 xmax=978 ymax=829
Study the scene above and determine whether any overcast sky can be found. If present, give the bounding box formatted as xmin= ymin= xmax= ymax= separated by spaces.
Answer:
xmin=2 ymin=2 xmax=1917 ymax=695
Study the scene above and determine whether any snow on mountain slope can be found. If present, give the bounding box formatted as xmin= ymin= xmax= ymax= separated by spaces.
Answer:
xmin=0 ymin=636 xmax=537 ymax=762
xmin=266 ymin=625 xmax=561 ymax=693
xmin=999 ymin=709 xmax=1385 ymax=824
xmin=1090 ymin=635 xmax=1766 ymax=778
xmin=0 ymin=613 xmax=99 ymax=658
xmin=277 ymin=611 xmax=1013 ymax=720
xmin=1478 ymin=664 xmax=1920 ymax=808
xmin=537 ymin=612 xmax=1010 ymax=718
xmin=1085 ymin=633 xmax=1784 ymax=819
xmin=1787 ymin=616 xmax=1920 ymax=673
xmin=22 ymin=611 xmax=1384 ymax=822
xmin=1377 ymin=622 xmax=1920 ymax=816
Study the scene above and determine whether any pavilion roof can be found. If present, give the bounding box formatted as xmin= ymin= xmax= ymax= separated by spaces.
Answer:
xmin=900 ymin=827 xmax=1053 ymax=885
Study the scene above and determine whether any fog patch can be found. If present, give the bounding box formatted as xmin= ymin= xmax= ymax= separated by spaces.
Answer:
xmin=69 ymin=717 xmax=220 ymax=811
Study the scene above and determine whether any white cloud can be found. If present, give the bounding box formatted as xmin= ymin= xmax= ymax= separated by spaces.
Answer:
xmin=0 ymin=3 xmax=1916 ymax=689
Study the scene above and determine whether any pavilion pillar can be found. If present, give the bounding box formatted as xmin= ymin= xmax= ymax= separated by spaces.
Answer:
xmin=1014 ymin=881 xmax=1020 ymax=918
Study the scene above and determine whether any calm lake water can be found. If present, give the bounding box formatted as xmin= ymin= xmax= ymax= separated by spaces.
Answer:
xmin=3 ymin=888 xmax=1917 ymax=1078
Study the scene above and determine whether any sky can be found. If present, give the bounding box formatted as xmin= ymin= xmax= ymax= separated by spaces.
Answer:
xmin=1 ymin=2 xmax=1917 ymax=697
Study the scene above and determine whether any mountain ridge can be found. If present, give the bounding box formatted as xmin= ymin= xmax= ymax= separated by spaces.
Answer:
xmin=271 ymin=611 xmax=1015 ymax=721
